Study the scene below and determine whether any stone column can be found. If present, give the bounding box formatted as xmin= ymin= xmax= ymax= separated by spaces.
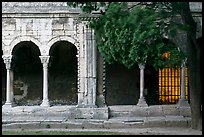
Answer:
xmin=85 ymin=25 xmax=97 ymax=107
xmin=96 ymin=53 xmax=107 ymax=107
xmin=137 ymin=63 xmax=148 ymax=107
xmin=40 ymin=55 xmax=50 ymax=107
xmin=178 ymin=59 xmax=189 ymax=107
xmin=76 ymin=19 xmax=98 ymax=108
xmin=10 ymin=70 xmax=16 ymax=106
xmin=2 ymin=55 xmax=14 ymax=107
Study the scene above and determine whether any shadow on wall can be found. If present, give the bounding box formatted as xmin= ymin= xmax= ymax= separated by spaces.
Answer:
xmin=105 ymin=62 xmax=159 ymax=106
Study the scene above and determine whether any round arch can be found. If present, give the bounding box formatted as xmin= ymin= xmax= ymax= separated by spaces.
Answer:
xmin=2 ymin=42 xmax=10 ymax=55
xmin=46 ymin=36 xmax=79 ymax=55
xmin=11 ymin=40 xmax=42 ymax=106
xmin=2 ymin=42 xmax=5 ymax=54
xmin=9 ymin=36 xmax=42 ymax=55
xmin=48 ymin=40 xmax=78 ymax=105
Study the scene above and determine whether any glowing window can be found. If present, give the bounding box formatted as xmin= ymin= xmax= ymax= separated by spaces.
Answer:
xmin=158 ymin=67 xmax=189 ymax=104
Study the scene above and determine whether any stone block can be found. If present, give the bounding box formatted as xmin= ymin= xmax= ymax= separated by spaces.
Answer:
xmin=148 ymin=105 xmax=164 ymax=116
xmin=165 ymin=116 xmax=188 ymax=127
xmin=67 ymin=107 xmax=109 ymax=119
xmin=179 ymin=107 xmax=191 ymax=117
xmin=130 ymin=106 xmax=148 ymax=117
xmin=162 ymin=105 xmax=180 ymax=115
xmin=146 ymin=116 xmax=166 ymax=127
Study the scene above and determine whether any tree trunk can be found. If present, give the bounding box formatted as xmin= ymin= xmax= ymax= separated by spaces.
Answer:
xmin=187 ymin=35 xmax=202 ymax=130
xmin=178 ymin=2 xmax=202 ymax=130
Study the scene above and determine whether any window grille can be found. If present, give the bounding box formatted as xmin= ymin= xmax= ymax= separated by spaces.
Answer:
xmin=158 ymin=67 xmax=189 ymax=104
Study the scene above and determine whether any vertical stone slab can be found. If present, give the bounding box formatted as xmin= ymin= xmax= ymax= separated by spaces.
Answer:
xmin=85 ymin=22 xmax=97 ymax=107
xmin=76 ymin=18 xmax=97 ymax=108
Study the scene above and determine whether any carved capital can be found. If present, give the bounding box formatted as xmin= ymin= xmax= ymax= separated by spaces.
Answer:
xmin=138 ymin=63 xmax=145 ymax=70
xmin=2 ymin=55 xmax=12 ymax=70
xmin=39 ymin=56 xmax=50 ymax=66
xmin=181 ymin=58 xmax=187 ymax=68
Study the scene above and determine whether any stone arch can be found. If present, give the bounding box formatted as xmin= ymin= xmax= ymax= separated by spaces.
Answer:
xmin=11 ymin=41 xmax=42 ymax=106
xmin=46 ymin=36 xmax=79 ymax=55
xmin=48 ymin=40 xmax=78 ymax=105
xmin=2 ymin=42 xmax=6 ymax=53
xmin=9 ymin=36 xmax=42 ymax=55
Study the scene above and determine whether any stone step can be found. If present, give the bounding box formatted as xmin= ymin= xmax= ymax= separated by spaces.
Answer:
xmin=108 ymin=105 xmax=191 ymax=117
xmin=2 ymin=116 xmax=191 ymax=130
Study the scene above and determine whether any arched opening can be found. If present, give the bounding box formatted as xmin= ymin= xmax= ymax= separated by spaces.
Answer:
xmin=12 ymin=41 xmax=42 ymax=106
xmin=49 ymin=41 xmax=77 ymax=106
xmin=1 ymin=50 xmax=6 ymax=105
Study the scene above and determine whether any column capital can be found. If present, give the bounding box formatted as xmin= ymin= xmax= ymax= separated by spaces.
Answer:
xmin=181 ymin=58 xmax=187 ymax=68
xmin=2 ymin=55 xmax=12 ymax=70
xmin=39 ymin=55 xmax=50 ymax=64
xmin=138 ymin=63 xmax=145 ymax=69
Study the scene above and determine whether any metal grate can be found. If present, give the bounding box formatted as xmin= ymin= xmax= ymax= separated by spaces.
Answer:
xmin=158 ymin=67 xmax=189 ymax=104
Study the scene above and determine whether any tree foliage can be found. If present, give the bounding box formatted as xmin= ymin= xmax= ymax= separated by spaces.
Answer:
xmin=87 ymin=2 xmax=185 ymax=69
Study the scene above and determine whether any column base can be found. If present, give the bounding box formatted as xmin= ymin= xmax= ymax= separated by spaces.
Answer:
xmin=40 ymin=100 xmax=50 ymax=107
xmin=76 ymin=104 xmax=98 ymax=108
xmin=137 ymin=98 xmax=148 ymax=107
xmin=177 ymin=99 xmax=190 ymax=107
xmin=2 ymin=102 xmax=14 ymax=108
xmin=68 ymin=106 xmax=109 ymax=119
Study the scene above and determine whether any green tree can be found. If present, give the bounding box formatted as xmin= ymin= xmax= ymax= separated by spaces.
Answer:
xmin=67 ymin=2 xmax=202 ymax=130
xmin=89 ymin=3 xmax=184 ymax=69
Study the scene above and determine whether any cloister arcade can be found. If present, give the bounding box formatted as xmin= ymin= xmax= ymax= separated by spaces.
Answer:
xmin=2 ymin=2 xmax=202 ymax=119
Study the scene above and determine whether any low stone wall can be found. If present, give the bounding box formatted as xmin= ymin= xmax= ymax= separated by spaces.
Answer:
xmin=109 ymin=105 xmax=191 ymax=117
xmin=2 ymin=105 xmax=109 ymax=120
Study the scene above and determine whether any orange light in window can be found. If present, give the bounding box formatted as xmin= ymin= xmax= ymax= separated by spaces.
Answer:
xmin=159 ymin=67 xmax=189 ymax=104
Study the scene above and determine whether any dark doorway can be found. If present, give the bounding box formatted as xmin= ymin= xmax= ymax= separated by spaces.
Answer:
xmin=49 ymin=41 xmax=77 ymax=105
xmin=12 ymin=41 xmax=42 ymax=106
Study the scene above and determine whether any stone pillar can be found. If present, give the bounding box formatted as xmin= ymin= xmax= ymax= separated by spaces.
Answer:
xmin=77 ymin=22 xmax=97 ymax=108
xmin=137 ymin=63 xmax=148 ymax=107
xmin=2 ymin=55 xmax=14 ymax=107
xmin=96 ymin=52 xmax=107 ymax=107
xmin=10 ymin=70 xmax=16 ymax=106
xmin=85 ymin=24 xmax=97 ymax=107
xmin=178 ymin=59 xmax=189 ymax=107
xmin=39 ymin=55 xmax=50 ymax=107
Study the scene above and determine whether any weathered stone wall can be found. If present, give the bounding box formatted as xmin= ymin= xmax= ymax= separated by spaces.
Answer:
xmin=2 ymin=2 xmax=96 ymax=107
xmin=2 ymin=16 xmax=78 ymax=55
